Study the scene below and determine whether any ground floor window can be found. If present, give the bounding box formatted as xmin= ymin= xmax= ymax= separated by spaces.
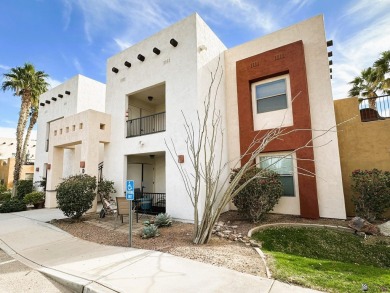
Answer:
xmin=258 ymin=154 xmax=295 ymax=196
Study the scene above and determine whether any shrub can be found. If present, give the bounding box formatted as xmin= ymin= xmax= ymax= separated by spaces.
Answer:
xmin=97 ymin=179 xmax=116 ymax=200
xmin=0 ymin=198 xmax=26 ymax=213
xmin=154 ymin=213 xmax=172 ymax=227
xmin=0 ymin=184 xmax=7 ymax=193
xmin=231 ymin=167 xmax=283 ymax=223
xmin=0 ymin=191 xmax=11 ymax=203
xmin=16 ymin=180 xmax=33 ymax=200
xmin=141 ymin=224 xmax=159 ymax=239
xmin=23 ymin=191 xmax=45 ymax=205
xmin=351 ymin=169 xmax=390 ymax=221
xmin=56 ymin=174 xmax=97 ymax=219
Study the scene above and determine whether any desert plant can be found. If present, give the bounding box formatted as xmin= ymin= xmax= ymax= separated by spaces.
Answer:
xmin=23 ymin=191 xmax=45 ymax=206
xmin=141 ymin=224 xmax=159 ymax=239
xmin=0 ymin=191 xmax=11 ymax=203
xmin=0 ymin=198 xmax=26 ymax=213
xmin=16 ymin=179 xmax=33 ymax=200
xmin=231 ymin=167 xmax=283 ymax=223
xmin=97 ymin=179 xmax=116 ymax=200
xmin=154 ymin=213 xmax=172 ymax=227
xmin=351 ymin=169 xmax=390 ymax=221
xmin=56 ymin=174 xmax=97 ymax=219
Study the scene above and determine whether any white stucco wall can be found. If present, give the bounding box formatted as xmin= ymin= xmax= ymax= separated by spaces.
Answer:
xmin=34 ymin=75 xmax=106 ymax=187
xmin=224 ymin=15 xmax=346 ymax=219
xmin=104 ymin=14 xmax=228 ymax=222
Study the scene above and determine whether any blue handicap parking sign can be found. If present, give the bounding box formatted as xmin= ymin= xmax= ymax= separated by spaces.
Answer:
xmin=126 ymin=180 xmax=134 ymax=200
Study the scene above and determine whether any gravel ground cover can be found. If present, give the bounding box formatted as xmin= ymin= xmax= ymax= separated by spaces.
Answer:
xmin=52 ymin=211 xmax=351 ymax=278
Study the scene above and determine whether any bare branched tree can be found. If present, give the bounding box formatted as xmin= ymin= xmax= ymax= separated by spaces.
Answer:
xmin=166 ymin=60 xmax=346 ymax=244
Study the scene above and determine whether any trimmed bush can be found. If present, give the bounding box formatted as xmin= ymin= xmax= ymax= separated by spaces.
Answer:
xmin=0 ymin=198 xmax=26 ymax=213
xmin=351 ymin=169 xmax=390 ymax=221
xmin=16 ymin=180 xmax=33 ymax=200
xmin=0 ymin=184 xmax=7 ymax=193
xmin=141 ymin=224 xmax=159 ymax=239
xmin=97 ymin=179 xmax=116 ymax=200
xmin=56 ymin=174 xmax=97 ymax=219
xmin=0 ymin=191 xmax=11 ymax=203
xmin=154 ymin=213 xmax=172 ymax=227
xmin=231 ymin=167 xmax=283 ymax=223
xmin=23 ymin=191 xmax=45 ymax=206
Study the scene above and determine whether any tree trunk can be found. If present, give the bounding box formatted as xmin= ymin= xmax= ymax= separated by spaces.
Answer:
xmin=12 ymin=92 xmax=31 ymax=197
xmin=21 ymin=109 xmax=38 ymax=166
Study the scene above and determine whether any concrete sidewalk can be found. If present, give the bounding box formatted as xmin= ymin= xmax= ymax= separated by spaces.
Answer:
xmin=0 ymin=209 xmax=322 ymax=293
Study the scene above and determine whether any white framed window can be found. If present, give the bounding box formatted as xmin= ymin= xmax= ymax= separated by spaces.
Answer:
xmin=255 ymin=78 xmax=287 ymax=113
xmin=251 ymin=74 xmax=293 ymax=130
xmin=258 ymin=154 xmax=295 ymax=197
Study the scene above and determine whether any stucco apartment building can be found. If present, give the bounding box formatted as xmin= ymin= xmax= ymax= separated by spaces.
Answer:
xmin=34 ymin=14 xmax=346 ymax=221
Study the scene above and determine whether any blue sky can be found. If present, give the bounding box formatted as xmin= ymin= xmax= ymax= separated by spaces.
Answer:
xmin=1 ymin=0 xmax=389 ymax=138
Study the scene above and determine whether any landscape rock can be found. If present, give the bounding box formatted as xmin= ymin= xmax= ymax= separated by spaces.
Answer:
xmin=348 ymin=217 xmax=380 ymax=235
xmin=378 ymin=221 xmax=390 ymax=236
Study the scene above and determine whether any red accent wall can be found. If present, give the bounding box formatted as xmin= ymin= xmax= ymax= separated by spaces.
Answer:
xmin=236 ymin=41 xmax=319 ymax=219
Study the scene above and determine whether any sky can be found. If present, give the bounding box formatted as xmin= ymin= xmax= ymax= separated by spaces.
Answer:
xmin=0 ymin=0 xmax=389 ymax=139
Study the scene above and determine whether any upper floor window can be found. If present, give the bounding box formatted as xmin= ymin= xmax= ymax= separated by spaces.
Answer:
xmin=251 ymin=74 xmax=293 ymax=130
xmin=255 ymin=79 xmax=287 ymax=113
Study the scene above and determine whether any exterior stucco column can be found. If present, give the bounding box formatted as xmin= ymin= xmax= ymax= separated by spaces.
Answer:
xmin=46 ymin=146 xmax=64 ymax=208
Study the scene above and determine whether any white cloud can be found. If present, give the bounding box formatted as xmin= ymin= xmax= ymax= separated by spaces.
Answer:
xmin=114 ymin=38 xmax=132 ymax=51
xmin=73 ymin=58 xmax=83 ymax=73
xmin=47 ymin=77 xmax=62 ymax=89
xmin=0 ymin=64 xmax=10 ymax=70
xmin=62 ymin=0 xmax=72 ymax=30
xmin=331 ymin=0 xmax=390 ymax=99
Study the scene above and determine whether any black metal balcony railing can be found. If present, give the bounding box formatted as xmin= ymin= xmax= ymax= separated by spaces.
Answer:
xmin=359 ymin=95 xmax=390 ymax=122
xmin=126 ymin=112 xmax=166 ymax=137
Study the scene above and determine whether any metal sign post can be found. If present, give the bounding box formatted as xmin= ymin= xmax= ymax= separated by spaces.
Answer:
xmin=126 ymin=180 xmax=135 ymax=247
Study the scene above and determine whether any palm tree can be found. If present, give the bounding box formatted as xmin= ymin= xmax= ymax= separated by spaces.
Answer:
xmin=21 ymin=101 xmax=39 ymax=166
xmin=349 ymin=51 xmax=390 ymax=109
xmin=2 ymin=63 xmax=48 ymax=196
xmin=349 ymin=67 xmax=379 ymax=109
xmin=373 ymin=50 xmax=390 ymax=94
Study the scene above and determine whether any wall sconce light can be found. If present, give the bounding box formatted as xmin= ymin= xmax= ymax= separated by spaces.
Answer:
xmin=124 ymin=61 xmax=131 ymax=68
xmin=40 ymin=103 xmax=45 ymax=107
xmin=80 ymin=161 xmax=85 ymax=168
xmin=327 ymin=40 xmax=333 ymax=47
xmin=65 ymin=91 xmax=71 ymax=95
xmin=51 ymin=97 xmax=57 ymax=101
xmin=47 ymin=164 xmax=51 ymax=170
xmin=112 ymin=67 xmax=119 ymax=73
xmin=148 ymin=96 xmax=153 ymax=102
xmin=178 ymin=155 xmax=184 ymax=163
xmin=170 ymin=38 xmax=178 ymax=47
xmin=153 ymin=47 xmax=161 ymax=55
xmin=45 ymin=100 xmax=50 ymax=104
xmin=329 ymin=60 xmax=333 ymax=66
xmin=35 ymin=167 xmax=39 ymax=172
xmin=58 ymin=94 xmax=63 ymax=98
xmin=137 ymin=54 xmax=145 ymax=62
xmin=328 ymin=51 xmax=333 ymax=57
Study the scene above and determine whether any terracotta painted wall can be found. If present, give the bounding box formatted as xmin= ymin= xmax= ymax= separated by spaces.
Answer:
xmin=334 ymin=97 xmax=390 ymax=216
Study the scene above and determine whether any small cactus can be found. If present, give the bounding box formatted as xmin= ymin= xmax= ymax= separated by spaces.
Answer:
xmin=154 ymin=213 xmax=172 ymax=227
xmin=141 ymin=224 xmax=159 ymax=239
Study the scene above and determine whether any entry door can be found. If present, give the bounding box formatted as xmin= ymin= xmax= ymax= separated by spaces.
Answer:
xmin=143 ymin=164 xmax=154 ymax=193
xmin=128 ymin=164 xmax=142 ymax=191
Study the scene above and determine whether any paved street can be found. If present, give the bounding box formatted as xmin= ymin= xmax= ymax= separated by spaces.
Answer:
xmin=0 ymin=249 xmax=72 ymax=293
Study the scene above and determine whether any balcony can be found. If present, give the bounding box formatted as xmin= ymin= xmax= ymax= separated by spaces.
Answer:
xmin=126 ymin=112 xmax=166 ymax=138
xmin=359 ymin=95 xmax=390 ymax=122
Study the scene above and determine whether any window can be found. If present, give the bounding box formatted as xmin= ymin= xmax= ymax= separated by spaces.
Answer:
xmin=255 ymin=78 xmax=287 ymax=113
xmin=259 ymin=155 xmax=295 ymax=196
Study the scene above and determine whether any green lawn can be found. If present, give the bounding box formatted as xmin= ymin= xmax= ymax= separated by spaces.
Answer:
xmin=252 ymin=226 xmax=390 ymax=293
